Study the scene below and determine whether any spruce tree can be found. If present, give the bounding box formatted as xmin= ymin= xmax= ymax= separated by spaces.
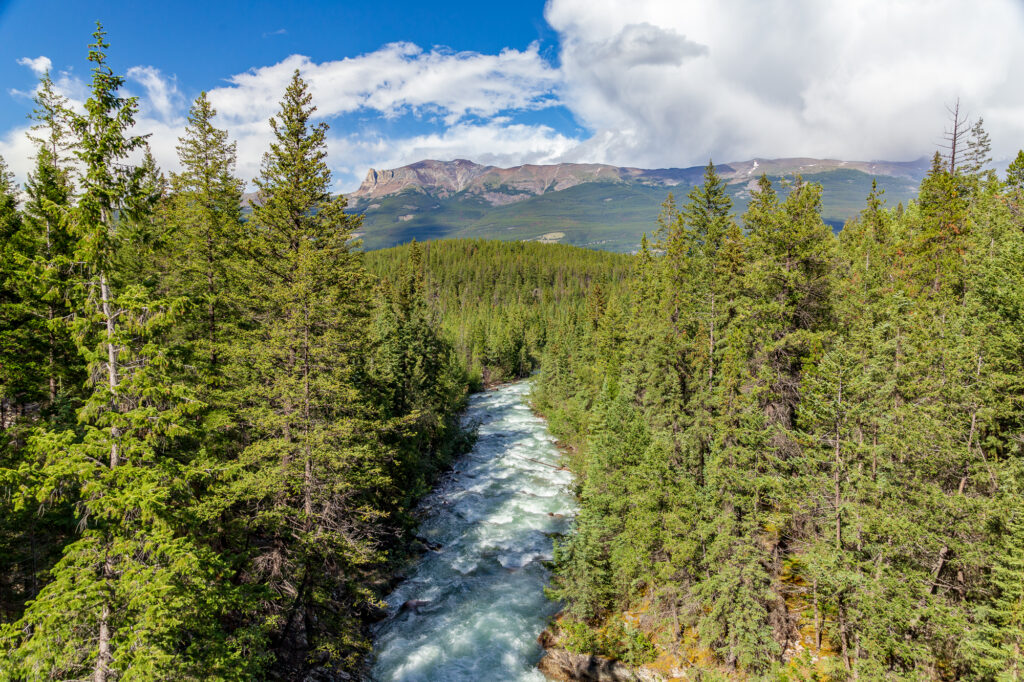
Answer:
xmin=1007 ymin=151 xmax=1024 ymax=193
xmin=21 ymin=73 xmax=82 ymax=407
xmin=165 ymin=91 xmax=245 ymax=378
xmin=230 ymin=69 xmax=387 ymax=674
xmin=0 ymin=158 xmax=33 ymax=415
xmin=3 ymin=26 xmax=257 ymax=680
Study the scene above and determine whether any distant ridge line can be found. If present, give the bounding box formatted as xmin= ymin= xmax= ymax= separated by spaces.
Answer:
xmin=350 ymin=156 xmax=931 ymax=203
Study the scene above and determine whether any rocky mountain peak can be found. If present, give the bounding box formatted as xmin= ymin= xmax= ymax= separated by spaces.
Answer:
xmin=350 ymin=157 xmax=931 ymax=206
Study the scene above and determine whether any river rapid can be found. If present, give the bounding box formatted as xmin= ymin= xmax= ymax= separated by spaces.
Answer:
xmin=370 ymin=380 xmax=576 ymax=681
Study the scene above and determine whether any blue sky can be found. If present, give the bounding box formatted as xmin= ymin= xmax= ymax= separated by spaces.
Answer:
xmin=2 ymin=0 xmax=1023 ymax=191
xmin=0 ymin=0 xmax=565 ymax=126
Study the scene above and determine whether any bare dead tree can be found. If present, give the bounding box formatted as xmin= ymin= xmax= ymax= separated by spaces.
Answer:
xmin=939 ymin=98 xmax=970 ymax=174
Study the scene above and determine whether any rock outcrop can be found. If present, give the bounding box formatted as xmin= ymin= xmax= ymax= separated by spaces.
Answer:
xmin=537 ymin=648 xmax=665 ymax=682
xmin=535 ymin=626 xmax=682 ymax=682
xmin=352 ymin=159 xmax=638 ymax=204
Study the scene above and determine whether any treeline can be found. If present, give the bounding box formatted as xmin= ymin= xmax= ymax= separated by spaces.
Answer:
xmin=365 ymin=239 xmax=631 ymax=387
xmin=0 ymin=27 xmax=471 ymax=679
xmin=536 ymin=144 xmax=1024 ymax=678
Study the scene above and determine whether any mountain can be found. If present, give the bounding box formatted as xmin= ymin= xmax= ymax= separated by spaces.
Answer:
xmin=346 ymin=157 xmax=930 ymax=252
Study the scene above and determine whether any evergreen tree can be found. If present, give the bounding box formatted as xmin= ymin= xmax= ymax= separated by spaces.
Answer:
xmin=165 ymin=91 xmax=245 ymax=378
xmin=1007 ymin=150 xmax=1024 ymax=193
xmin=963 ymin=117 xmax=994 ymax=177
xmin=229 ymin=69 xmax=387 ymax=674
xmin=3 ymin=26 xmax=257 ymax=680
xmin=0 ymin=158 xmax=33 ymax=416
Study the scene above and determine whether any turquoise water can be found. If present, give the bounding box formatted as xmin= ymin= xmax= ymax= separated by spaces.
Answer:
xmin=370 ymin=381 xmax=576 ymax=681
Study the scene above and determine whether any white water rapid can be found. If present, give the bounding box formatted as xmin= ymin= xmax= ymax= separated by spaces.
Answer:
xmin=370 ymin=380 xmax=576 ymax=681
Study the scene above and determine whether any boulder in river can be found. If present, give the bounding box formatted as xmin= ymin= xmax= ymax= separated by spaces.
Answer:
xmin=413 ymin=536 xmax=443 ymax=552
xmin=399 ymin=599 xmax=431 ymax=614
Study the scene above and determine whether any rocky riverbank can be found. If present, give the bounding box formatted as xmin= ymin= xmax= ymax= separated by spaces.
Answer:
xmin=535 ymin=624 xmax=686 ymax=682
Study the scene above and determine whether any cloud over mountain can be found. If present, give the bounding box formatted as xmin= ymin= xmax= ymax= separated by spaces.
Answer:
xmin=545 ymin=0 xmax=1024 ymax=167
xmin=3 ymin=0 xmax=1024 ymax=190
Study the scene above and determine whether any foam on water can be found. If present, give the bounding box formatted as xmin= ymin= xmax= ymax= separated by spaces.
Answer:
xmin=370 ymin=381 xmax=576 ymax=682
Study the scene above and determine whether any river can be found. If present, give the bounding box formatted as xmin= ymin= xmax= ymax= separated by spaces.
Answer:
xmin=370 ymin=380 xmax=576 ymax=681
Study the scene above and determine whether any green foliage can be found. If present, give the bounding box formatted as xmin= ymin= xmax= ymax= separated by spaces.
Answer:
xmin=1007 ymin=150 xmax=1024 ymax=192
xmin=538 ymin=155 xmax=1024 ymax=678
xmin=0 ymin=30 xmax=478 ymax=681
xmin=3 ymin=24 xmax=1024 ymax=682
xmin=561 ymin=619 xmax=658 ymax=666
xmin=365 ymin=238 xmax=631 ymax=387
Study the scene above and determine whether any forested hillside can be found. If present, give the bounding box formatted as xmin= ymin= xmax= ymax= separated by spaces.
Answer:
xmin=348 ymin=164 xmax=925 ymax=252
xmin=365 ymin=239 xmax=631 ymax=388
xmin=0 ymin=28 xmax=476 ymax=680
xmin=534 ymin=150 xmax=1024 ymax=678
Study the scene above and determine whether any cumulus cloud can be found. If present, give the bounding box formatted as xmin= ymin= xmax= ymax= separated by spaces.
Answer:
xmin=16 ymin=56 xmax=52 ymax=76
xmin=7 ymin=2 xmax=1024 ymax=194
xmin=3 ymin=43 xmax=568 ymax=191
xmin=208 ymin=42 xmax=560 ymax=127
xmin=202 ymin=42 xmax=564 ymax=185
xmin=0 ymin=124 xmax=41 ymax=185
xmin=545 ymin=0 xmax=1024 ymax=167
xmin=127 ymin=66 xmax=185 ymax=123
xmin=575 ymin=23 xmax=707 ymax=69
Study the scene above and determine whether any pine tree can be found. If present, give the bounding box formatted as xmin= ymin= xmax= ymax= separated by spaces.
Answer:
xmin=963 ymin=117 xmax=993 ymax=177
xmin=21 ymin=73 xmax=83 ymax=407
xmin=966 ymin=502 xmax=1024 ymax=681
xmin=0 ymin=158 xmax=33 ymax=417
xmin=1007 ymin=150 xmax=1024 ymax=193
xmin=917 ymin=151 xmax=970 ymax=294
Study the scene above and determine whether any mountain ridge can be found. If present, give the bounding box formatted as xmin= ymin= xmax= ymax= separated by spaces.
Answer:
xmin=343 ymin=156 xmax=930 ymax=252
xmin=350 ymin=156 xmax=931 ymax=205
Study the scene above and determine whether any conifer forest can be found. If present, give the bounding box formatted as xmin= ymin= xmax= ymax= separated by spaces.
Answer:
xmin=2 ymin=26 xmax=1024 ymax=682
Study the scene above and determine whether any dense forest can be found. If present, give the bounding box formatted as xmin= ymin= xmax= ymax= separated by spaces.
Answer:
xmin=365 ymin=240 xmax=631 ymax=388
xmin=3 ymin=23 xmax=1024 ymax=682
xmin=534 ymin=150 xmax=1024 ymax=677
xmin=0 ymin=28 xmax=480 ymax=680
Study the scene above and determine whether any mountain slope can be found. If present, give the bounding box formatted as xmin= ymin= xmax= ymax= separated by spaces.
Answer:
xmin=348 ymin=158 xmax=929 ymax=252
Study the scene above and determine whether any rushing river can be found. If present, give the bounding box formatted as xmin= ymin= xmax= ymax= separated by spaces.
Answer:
xmin=370 ymin=381 xmax=576 ymax=681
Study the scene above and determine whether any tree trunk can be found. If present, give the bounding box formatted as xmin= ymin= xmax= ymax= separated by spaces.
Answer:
xmin=813 ymin=579 xmax=821 ymax=653
xmin=48 ymin=305 xmax=57 ymax=403
xmin=100 ymin=270 xmax=120 ymax=468
xmin=94 ymin=602 xmax=111 ymax=682
xmin=835 ymin=376 xmax=843 ymax=550
xmin=708 ymin=293 xmax=715 ymax=384
xmin=302 ymin=307 xmax=313 ymax=523
xmin=206 ymin=221 xmax=218 ymax=370
xmin=837 ymin=596 xmax=852 ymax=673
xmin=94 ymin=553 xmax=114 ymax=682
xmin=929 ymin=474 xmax=967 ymax=595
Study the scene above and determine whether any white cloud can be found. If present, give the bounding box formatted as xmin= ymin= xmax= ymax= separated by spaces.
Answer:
xmin=326 ymin=121 xmax=580 ymax=190
xmin=545 ymin=0 xmax=1024 ymax=167
xmin=127 ymin=66 xmax=185 ymax=124
xmin=8 ymin=2 xmax=1024 ymax=196
xmin=16 ymin=56 xmax=52 ymax=76
xmin=3 ymin=42 xmax=571 ymax=191
xmin=0 ymin=125 xmax=40 ymax=185
xmin=207 ymin=42 xmax=560 ymax=126
xmin=201 ymin=42 xmax=565 ymax=186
